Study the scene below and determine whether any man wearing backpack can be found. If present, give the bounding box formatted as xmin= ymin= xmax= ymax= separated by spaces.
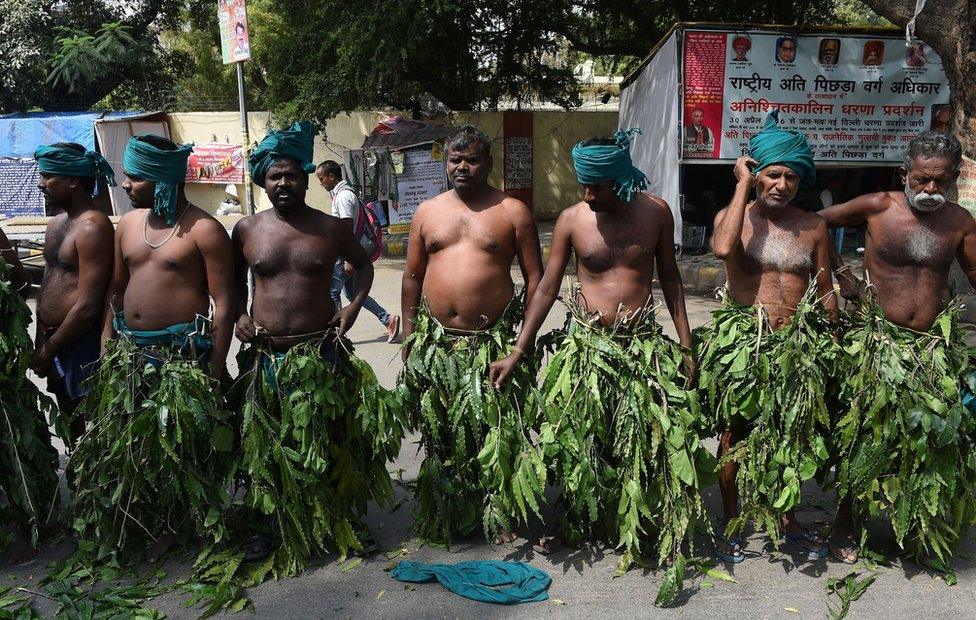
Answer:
xmin=317 ymin=160 xmax=400 ymax=342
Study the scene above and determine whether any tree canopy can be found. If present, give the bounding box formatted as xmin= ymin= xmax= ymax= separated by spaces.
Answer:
xmin=2 ymin=0 xmax=892 ymax=121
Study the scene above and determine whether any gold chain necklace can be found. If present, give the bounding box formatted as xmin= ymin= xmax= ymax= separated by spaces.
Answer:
xmin=143 ymin=205 xmax=189 ymax=249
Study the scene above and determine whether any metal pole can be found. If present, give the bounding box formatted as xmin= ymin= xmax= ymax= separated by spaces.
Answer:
xmin=236 ymin=61 xmax=254 ymax=216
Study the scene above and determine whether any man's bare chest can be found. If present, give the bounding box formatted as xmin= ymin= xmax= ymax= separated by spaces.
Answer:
xmin=426 ymin=215 xmax=514 ymax=254
xmin=122 ymin=233 xmax=201 ymax=273
xmin=247 ymin=234 xmax=335 ymax=278
xmin=575 ymin=226 xmax=655 ymax=273
xmin=871 ymin=218 xmax=956 ymax=267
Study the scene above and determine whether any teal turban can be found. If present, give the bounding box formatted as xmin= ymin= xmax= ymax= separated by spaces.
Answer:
xmin=249 ymin=121 xmax=317 ymax=187
xmin=571 ymin=128 xmax=648 ymax=203
xmin=123 ymin=135 xmax=192 ymax=225
xmin=34 ymin=144 xmax=117 ymax=192
xmin=748 ymin=110 xmax=815 ymax=187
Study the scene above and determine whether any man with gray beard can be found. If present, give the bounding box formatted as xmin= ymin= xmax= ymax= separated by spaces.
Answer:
xmin=697 ymin=111 xmax=838 ymax=564
xmin=821 ymin=132 xmax=976 ymax=566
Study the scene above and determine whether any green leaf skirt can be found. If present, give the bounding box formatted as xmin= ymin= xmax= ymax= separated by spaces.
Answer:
xmin=233 ymin=335 xmax=403 ymax=577
xmin=70 ymin=336 xmax=234 ymax=562
xmin=536 ymin=296 xmax=712 ymax=574
xmin=694 ymin=285 xmax=839 ymax=539
xmin=398 ymin=296 xmax=545 ymax=545
xmin=0 ymin=258 xmax=59 ymax=548
xmin=835 ymin=296 xmax=976 ymax=565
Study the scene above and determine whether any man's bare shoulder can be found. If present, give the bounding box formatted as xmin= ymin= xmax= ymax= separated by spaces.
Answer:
xmin=638 ymin=193 xmax=671 ymax=215
xmin=117 ymin=209 xmax=144 ymax=230
xmin=74 ymin=210 xmax=114 ymax=239
xmin=940 ymin=202 xmax=976 ymax=230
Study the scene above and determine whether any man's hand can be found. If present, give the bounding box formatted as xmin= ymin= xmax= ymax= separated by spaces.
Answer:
xmin=30 ymin=343 xmax=54 ymax=377
xmin=329 ymin=304 xmax=360 ymax=337
xmin=836 ymin=270 xmax=864 ymax=302
xmin=488 ymin=352 xmax=522 ymax=390
xmin=343 ymin=260 xmax=354 ymax=276
xmin=733 ymin=156 xmax=758 ymax=186
xmin=234 ymin=314 xmax=257 ymax=343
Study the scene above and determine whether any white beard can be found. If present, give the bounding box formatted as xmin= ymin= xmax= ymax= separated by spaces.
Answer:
xmin=746 ymin=224 xmax=812 ymax=272
xmin=905 ymin=224 xmax=943 ymax=262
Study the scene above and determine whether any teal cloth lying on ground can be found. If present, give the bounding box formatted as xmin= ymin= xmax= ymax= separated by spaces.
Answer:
xmin=390 ymin=560 xmax=551 ymax=604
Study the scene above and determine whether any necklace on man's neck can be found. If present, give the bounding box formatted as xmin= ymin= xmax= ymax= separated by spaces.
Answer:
xmin=143 ymin=204 xmax=189 ymax=249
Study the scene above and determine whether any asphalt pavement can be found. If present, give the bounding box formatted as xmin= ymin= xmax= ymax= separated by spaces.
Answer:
xmin=5 ymin=260 xmax=976 ymax=618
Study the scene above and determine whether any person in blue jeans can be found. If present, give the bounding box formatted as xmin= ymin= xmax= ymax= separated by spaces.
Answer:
xmin=317 ymin=160 xmax=400 ymax=342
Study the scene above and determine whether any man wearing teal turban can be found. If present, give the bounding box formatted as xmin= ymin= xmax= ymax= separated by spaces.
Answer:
xmin=248 ymin=120 xmax=317 ymax=187
xmin=699 ymin=110 xmax=838 ymax=564
xmin=71 ymin=134 xmax=236 ymax=563
xmin=231 ymin=121 xmax=391 ymax=571
xmin=31 ymin=142 xmax=115 ymax=446
xmin=122 ymin=134 xmax=193 ymax=225
xmin=489 ymin=132 xmax=706 ymax=578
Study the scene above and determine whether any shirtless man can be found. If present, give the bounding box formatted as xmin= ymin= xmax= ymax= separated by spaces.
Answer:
xmin=821 ymin=131 xmax=976 ymax=564
xmin=489 ymin=133 xmax=707 ymax=568
xmin=399 ymin=124 xmax=543 ymax=543
xmin=31 ymin=143 xmax=114 ymax=443
xmin=73 ymin=134 xmax=235 ymax=563
xmin=704 ymin=111 xmax=837 ymax=562
xmin=103 ymin=136 xmax=234 ymax=376
xmin=233 ymin=121 xmax=380 ymax=567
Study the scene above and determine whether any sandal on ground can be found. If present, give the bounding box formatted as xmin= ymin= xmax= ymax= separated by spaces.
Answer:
xmin=532 ymin=536 xmax=564 ymax=556
xmin=783 ymin=530 xmax=828 ymax=560
xmin=713 ymin=533 xmax=745 ymax=563
xmin=827 ymin=537 xmax=859 ymax=564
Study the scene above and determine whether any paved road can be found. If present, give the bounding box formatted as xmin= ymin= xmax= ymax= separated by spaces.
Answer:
xmin=7 ymin=260 xmax=976 ymax=618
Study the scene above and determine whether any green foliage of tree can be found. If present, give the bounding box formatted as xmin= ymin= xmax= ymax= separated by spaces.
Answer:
xmin=0 ymin=0 xmax=184 ymax=113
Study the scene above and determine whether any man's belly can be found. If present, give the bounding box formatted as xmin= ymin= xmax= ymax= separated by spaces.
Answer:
xmin=573 ymin=275 xmax=654 ymax=326
xmin=422 ymin=254 xmax=515 ymax=331
xmin=727 ymin=270 xmax=811 ymax=330
xmin=38 ymin=271 xmax=79 ymax=326
xmin=250 ymin=278 xmax=337 ymax=343
xmin=122 ymin=271 xmax=210 ymax=330
xmin=872 ymin=276 xmax=949 ymax=332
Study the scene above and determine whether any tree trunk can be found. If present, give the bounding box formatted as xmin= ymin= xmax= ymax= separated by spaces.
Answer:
xmin=862 ymin=0 xmax=976 ymax=156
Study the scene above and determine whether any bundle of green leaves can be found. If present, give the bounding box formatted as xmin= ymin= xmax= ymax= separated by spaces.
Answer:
xmin=535 ymin=299 xmax=714 ymax=583
xmin=695 ymin=285 xmax=838 ymax=539
xmin=835 ymin=296 xmax=976 ymax=565
xmin=232 ymin=338 xmax=404 ymax=577
xmin=0 ymin=258 xmax=59 ymax=548
xmin=69 ymin=337 xmax=235 ymax=562
xmin=399 ymin=298 xmax=546 ymax=545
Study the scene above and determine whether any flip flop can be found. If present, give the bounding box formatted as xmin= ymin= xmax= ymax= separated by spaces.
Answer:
xmin=713 ymin=533 xmax=745 ymax=563
xmin=784 ymin=531 xmax=828 ymax=560
xmin=827 ymin=537 xmax=859 ymax=565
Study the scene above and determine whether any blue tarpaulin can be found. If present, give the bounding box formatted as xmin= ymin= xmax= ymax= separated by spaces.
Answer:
xmin=0 ymin=111 xmax=144 ymax=158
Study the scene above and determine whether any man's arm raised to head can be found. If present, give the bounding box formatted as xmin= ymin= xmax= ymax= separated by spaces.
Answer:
xmin=33 ymin=217 xmax=114 ymax=372
xmin=653 ymin=199 xmax=693 ymax=349
xmin=489 ymin=206 xmax=575 ymax=389
xmin=711 ymin=156 xmax=756 ymax=260
xmin=332 ymin=217 xmax=374 ymax=337
xmin=509 ymin=198 xmax=543 ymax=308
xmin=195 ymin=216 xmax=235 ymax=380
xmin=812 ymin=217 xmax=839 ymax=321
xmin=0 ymin=228 xmax=30 ymax=297
xmin=101 ymin=214 xmax=132 ymax=347
xmin=400 ymin=201 xmax=429 ymax=346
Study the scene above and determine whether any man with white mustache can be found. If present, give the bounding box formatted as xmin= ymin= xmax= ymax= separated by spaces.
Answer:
xmin=821 ymin=131 xmax=976 ymax=566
